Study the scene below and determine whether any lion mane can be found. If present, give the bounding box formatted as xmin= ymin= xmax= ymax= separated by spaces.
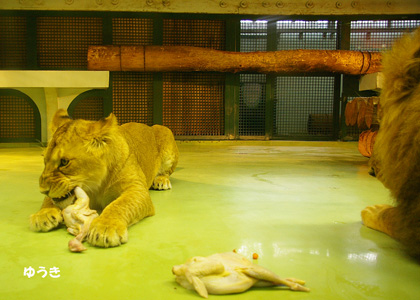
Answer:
xmin=363 ymin=28 xmax=420 ymax=257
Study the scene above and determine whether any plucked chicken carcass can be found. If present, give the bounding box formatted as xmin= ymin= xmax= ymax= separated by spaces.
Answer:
xmin=62 ymin=187 xmax=98 ymax=252
xmin=172 ymin=252 xmax=309 ymax=298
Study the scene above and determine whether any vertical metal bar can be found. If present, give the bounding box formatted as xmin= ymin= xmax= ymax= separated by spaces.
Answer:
xmin=102 ymin=15 xmax=113 ymax=44
xmin=103 ymin=15 xmax=113 ymax=117
xmin=265 ymin=75 xmax=275 ymax=140
xmin=26 ymin=15 xmax=38 ymax=69
xmin=104 ymin=73 xmax=113 ymax=117
xmin=336 ymin=20 xmax=352 ymax=139
xmin=265 ymin=20 xmax=277 ymax=140
xmin=225 ymin=73 xmax=240 ymax=139
xmin=332 ymin=74 xmax=341 ymax=140
xmin=153 ymin=16 xmax=164 ymax=125
xmin=338 ymin=20 xmax=351 ymax=50
xmin=224 ymin=18 xmax=240 ymax=139
xmin=153 ymin=73 xmax=163 ymax=125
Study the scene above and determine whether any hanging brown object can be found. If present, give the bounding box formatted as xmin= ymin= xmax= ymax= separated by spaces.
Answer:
xmin=358 ymin=129 xmax=378 ymax=158
xmin=345 ymin=97 xmax=381 ymax=129
xmin=87 ymin=45 xmax=382 ymax=75
xmin=365 ymin=98 xmax=374 ymax=128
xmin=357 ymin=99 xmax=368 ymax=129
xmin=345 ymin=99 xmax=358 ymax=126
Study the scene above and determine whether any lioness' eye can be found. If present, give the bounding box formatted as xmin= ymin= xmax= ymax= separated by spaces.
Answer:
xmin=60 ymin=158 xmax=69 ymax=167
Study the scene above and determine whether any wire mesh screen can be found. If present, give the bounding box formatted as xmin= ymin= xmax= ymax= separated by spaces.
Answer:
xmin=163 ymin=73 xmax=225 ymax=136
xmin=0 ymin=95 xmax=36 ymax=140
xmin=112 ymin=72 xmax=154 ymax=125
xmin=163 ymin=19 xmax=226 ymax=50
xmin=277 ymin=20 xmax=337 ymax=50
xmin=110 ymin=18 xmax=154 ymax=125
xmin=112 ymin=18 xmax=154 ymax=45
xmin=350 ymin=20 xmax=420 ymax=51
xmin=162 ymin=19 xmax=226 ymax=136
xmin=0 ymin=16 xmax=27 ymax=69
xmin=240 ymin=20 xmax=267 ymax=52
xmin=37 ymin=17 xmax=103 ymax=69
xmin=239 ymin=21 xmax=267 ymax=136
xmin=239 ymin=74 xmax=266 ymax=136
xmin=110 ymin=18 xmax=154 ymax=126
xmin=72 ymin=96 xmax=104 ymax=121
xmin=274 ymin=77 xmax=334 ymax=138
xmin=272 ymin=20 xmax=337 ymax=139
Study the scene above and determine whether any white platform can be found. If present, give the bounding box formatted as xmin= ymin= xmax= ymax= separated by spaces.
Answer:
xmin=359 ymin=72 xmax=384 ymax=91
xmin=0 ymin=71 xmax=109 ymax=142
xmin=0 ymin=70 xmax=109 ymax=88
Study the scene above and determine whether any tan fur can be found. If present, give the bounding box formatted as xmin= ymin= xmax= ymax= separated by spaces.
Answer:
xmin=30 ymin=110 xmax=178 ymax=247
xmin=362 ymin=28 xmax=420 ymax=257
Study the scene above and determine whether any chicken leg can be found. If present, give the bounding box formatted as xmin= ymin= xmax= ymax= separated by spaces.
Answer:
xmin=62 ymin=187 xmax=98 ymax=252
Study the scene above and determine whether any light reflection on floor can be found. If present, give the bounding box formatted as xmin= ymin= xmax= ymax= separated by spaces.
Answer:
xmin=0 ymin=141 xmax=419 ymax=300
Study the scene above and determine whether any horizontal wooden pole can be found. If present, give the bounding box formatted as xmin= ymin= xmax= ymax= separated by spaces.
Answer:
xmin=88 ymin=45 xmax=382 ymax=75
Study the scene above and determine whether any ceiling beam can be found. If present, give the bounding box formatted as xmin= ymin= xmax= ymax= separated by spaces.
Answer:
xmin=2 ymin=0 xmax=420 ymax=16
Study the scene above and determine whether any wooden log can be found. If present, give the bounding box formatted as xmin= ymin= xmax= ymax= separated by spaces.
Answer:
xmin=88 ymin=45 xmax=382 ymax=75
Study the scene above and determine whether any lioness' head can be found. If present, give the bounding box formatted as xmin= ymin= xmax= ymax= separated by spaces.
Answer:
xmin=40 ymin=109 xmax=118 ymax=209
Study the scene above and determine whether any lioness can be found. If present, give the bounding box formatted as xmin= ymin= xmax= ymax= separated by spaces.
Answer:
xmin=362 ymin=28 xmax=420 ymax=257
xmin=30 ymin=109 xmax=178 ymax=247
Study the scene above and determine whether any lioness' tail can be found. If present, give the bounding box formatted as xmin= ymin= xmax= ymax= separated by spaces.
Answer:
xmin=380 ymin=28 xmax=420 ymax=105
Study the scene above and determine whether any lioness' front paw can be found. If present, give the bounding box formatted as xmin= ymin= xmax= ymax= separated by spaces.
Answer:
xmin=87 ymin=218 xmax=128 ymax=248
xmin=153 ymin=175 xmax=172 ymax=190
xmin=30 ymin=207 xmax=63 ymax=232
xmin=361 ymin=204 xmax=393 ymax=231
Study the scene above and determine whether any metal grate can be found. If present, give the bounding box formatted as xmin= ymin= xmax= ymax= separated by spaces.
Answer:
xmin=112 ymin=18 xmax=154 ymax=45
xmin=239 ymin=21 xmax=267 ymax=136
xmin=162 ymin=19 xmax=226 ymax=136
xmin=111 ymin=18 xmax=154 ymax=126
xmin=272 ymin=20 xmax=337 ymax=139
xmin=0 ymin=95 xmax=36 ymax=140
xmin=274 ymin=77 xmax=335 ymax=138
xmin=350 ymin=20 xmax=420 ymax=51
xmin=239 ymin=74 xmax=266 ymax=136
xmin=277 ymin=20 xmax=337 ymax=50
xmin=71 ymin=97 xmax=104 ymax=121
xmin=240 ymin=20 xmax=267 ymax=52
xmin=163 ymin=73 xmax=225 ymax=136
xmin=0 ymin=16 xmax=27 ymax=69
xmin=163 ymin=19 xmax=226 ymax=50
xmin=112 ymin=72 xmax=154 ymax=125
xmin=37 ymin=16 xmax=103 ymax=69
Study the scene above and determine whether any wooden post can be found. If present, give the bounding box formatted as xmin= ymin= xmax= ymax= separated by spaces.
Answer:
xmin=88 ymin=45 xmax=382 ymax=75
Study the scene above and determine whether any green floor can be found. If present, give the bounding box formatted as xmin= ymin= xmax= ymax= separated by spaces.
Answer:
xmin=1 ymin=141 xmax=419 ymax=300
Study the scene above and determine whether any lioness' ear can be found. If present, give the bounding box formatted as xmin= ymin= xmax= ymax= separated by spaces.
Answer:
xmin=95 ymin=113 xmax=118 ymax=136
xmin=87 ymin=113 xmax=119 ymax=151
xmin=50 ymin=109 xmax=72 ymax=135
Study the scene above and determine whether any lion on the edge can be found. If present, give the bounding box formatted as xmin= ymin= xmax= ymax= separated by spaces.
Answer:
xmin=30 ymin=109 xmax=178 ymax=247
xmin=362 ymin=28 xmax=420 ymax=257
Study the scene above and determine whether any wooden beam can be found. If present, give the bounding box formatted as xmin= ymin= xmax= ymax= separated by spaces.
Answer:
xmin=88 ymin=45 xmax=382 ymax=75
xmin=2 ymin=0 xmax=420 ymax=15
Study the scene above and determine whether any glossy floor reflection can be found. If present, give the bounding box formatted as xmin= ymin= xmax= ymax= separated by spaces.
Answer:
xmin=1 ymin=141 xmax=419 ymax=300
